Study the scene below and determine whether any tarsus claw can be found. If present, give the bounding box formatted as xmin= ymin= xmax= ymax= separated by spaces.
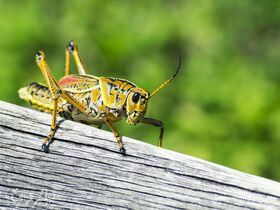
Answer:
xmin=120 ymin=147 xmax=126 ymax=155
xmin=42 ymin=143 xmax=50 ymax=153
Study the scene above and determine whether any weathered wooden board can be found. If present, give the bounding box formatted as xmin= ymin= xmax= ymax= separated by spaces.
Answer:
xmin=0 ymin=100 xmax=279 ymax=209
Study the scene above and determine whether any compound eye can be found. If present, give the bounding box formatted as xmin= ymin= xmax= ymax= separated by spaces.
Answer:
xmin=132 ymin=92 xmax=140 ymax=103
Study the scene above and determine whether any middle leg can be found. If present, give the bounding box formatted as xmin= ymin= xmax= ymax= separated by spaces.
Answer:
xmin=103 ymin=117 xmax=126 ymax=155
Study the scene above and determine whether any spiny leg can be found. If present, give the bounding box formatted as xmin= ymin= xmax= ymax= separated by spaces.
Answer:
xmin=36 ymin=51 xmax=90 ymax=152
xmin=35 ymin=52 xmax=61 ymax=152
xmin=66 ymin=40 xmax=88 ymax=75
xmin=103 ymin=118 xmax=126 ymax=155
xmin=141 ymin=118 xmax=164 ymax=147
xmin=41 ymin=94 xmax=59 ymax=153
xmin=36 ymin=51 xmax=90 ymax=114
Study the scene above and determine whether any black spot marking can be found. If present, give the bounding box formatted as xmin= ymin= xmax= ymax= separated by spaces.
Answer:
xmin=116 ymin=94 xmax=120 ymax=102
xmin=89 ymin=107 xmax=98 ymax=116
xmin=68 ymin=104 xmax=73 ymax=112
xmin=56 ymin=90 xmax=62 ymax=94
xmin=35 ymin=51 xmax=42 ymax=57
xmin=67 ymin=41 xmax=75 ymax=52
xmin=85 ymin=96 xmax=91 ymax=106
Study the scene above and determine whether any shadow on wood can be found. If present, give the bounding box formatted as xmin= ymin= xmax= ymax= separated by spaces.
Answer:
xmin=0 ymin=100 xmax=279 ymax=209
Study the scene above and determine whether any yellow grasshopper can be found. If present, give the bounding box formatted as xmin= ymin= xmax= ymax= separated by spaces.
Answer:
xmin=18 ymin=41 xmax=181 ymax=154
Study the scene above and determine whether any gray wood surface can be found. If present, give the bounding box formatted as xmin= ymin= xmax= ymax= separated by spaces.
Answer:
xmin=0 ymin=100 xmax=279 ymax=210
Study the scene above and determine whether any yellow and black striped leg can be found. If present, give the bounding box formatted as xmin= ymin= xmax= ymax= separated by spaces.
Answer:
xmin=142 ymin=118 xmax=164 ymax=147
xmin=35 ymin=51 xmax=89 ymax=153
xmin=35 ymin=51 xmax=89 ymax=114
xmin=66 ymin=41 xmax=88 ymax=75
xmin=42 ymin=95 xmax=59 ymax=153
xmin=104 ymin=118 xmax=126 ymax=155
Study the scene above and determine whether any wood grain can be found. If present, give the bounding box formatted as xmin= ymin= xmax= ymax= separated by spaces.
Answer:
xmin=0 ymin=100 xmax=279 ymax=209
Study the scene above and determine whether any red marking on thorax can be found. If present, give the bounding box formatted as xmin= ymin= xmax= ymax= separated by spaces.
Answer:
xmin=58 ymin=76 xmax=79 ymax=86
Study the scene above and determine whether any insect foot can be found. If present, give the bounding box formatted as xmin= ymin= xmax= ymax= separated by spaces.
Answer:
xmin=41 ymin=143 xmax=50 ymax=153
xmin=119 ymin=147 xmax=126 ymax=155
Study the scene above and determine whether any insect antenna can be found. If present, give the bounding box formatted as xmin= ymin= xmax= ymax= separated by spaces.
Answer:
xmin=149 ymin=50 xmax=182 ymax=98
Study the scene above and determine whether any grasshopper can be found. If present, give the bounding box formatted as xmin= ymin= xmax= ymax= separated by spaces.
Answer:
xmin=18 ymin=41 xmax=181 ymax=154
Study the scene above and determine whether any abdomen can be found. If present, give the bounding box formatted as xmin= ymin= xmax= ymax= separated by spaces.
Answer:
xmin=18 ymin=82 xmax=106 ymax=124
xmin=18 ymin=82 xmax=55 ymax=113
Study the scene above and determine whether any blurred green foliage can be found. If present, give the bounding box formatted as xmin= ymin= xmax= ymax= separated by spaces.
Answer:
xmin=0 ymin=0 xmax=279 ymax=181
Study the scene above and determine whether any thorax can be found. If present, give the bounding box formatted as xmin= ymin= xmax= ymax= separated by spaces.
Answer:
xmin=58 ymin=75 xmax=134 ymax=124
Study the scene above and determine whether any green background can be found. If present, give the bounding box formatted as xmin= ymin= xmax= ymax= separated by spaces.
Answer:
xmin=0 ymin=0 xmax=279 ymax=181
